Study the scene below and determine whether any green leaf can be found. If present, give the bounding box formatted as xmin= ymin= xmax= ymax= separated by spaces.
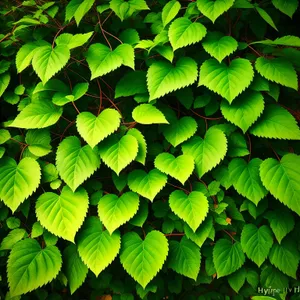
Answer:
xmin=269 ymin=239 xmax=300 ymax=278
xmin=76 ymin=109 xmax=121 ymax=148
xmin=127 ymin=128 xmax=147 ymax=165
xmin=98 ymin=135 xmax=138 ymax=175
xmin=250 ymin=105 xmax=300 ymax=140
xmin=115 ymin=71 xmax=147 ymax=98
xmin=202 ymin=32 xmax=238 ymax=63
xmin=129 ymin=198 xmax=148 ymax=227
xmin=25 ymin=129 xmax=52 ymax=157
xmin=155 ymin=153 xmax=194 ymax=185
xmin=147 ymin=57 xmax=198 ymax=100
xmin=0 ymin=73 xmax=10 ymax=97
xmin=128 ymin=169 xmax=167 ymax=201
xmin=169 ymin=190 xmax=209 ymax=232
xmin=36 ymin=186 xmax=89 ymax=242
xmin=162 ymin=116 xmax=197 ymax=147
xmin=184 ymin=216 xmax=213 ymax=247
xmin=182 ymin=127 xmax=227 ymax=178
xmin=8 ymin=239 xmax=62 ymax=296
xmin=119 ymin=28 xmax=140 ymax=45
xmin=199 ymin=58 xmax=254 ymax=103
xmin=168 ymin=237 xmax=201 ymax=280
xmin=77 ymin=217 xmax=121 ymax=276
xmin=168 ymin=17 xmax=207 ymax=50
xmin=228 ymin=268 xmax=246 ymax=293
xmin=196 ymin=0 xmax=234 ymax=23
xmin=132 ymin=104 xmax=169 ymax=124
xmin=0 ymin=60 xmax=10 ymax=74
xmin=6 ymin=217 xmax=21 ymax=229
xmin=255 ymin=57 xmax=298 ymax=90
xmin=251 ymin=35 xmax=300 ymax=47
xmin=32 ymin=45 xmax=70 ymax=84
xmin=272 ymin=0 xmax=298 ymax=18
xmin=266 ymin=209 xmax=295 ymax=244
xmin=229 ymin=158 xmax=267 ymax=205
xmin=260 ymin=154 xmax=300 ymax=215
xmin=86 ymin=43 xmax=134 ymax=80
xmin=213 ymin=239 xmax=245 ymax=278
xmin=72 ymin=82 xmax=89 ymax=100
xmin=56 ymin=136 xmax=100 ymax=191
xmin=221 ymin=91 xmax=264 ymax=133
xmin=63 ymin=244 xmax=88 ymax=294
xmin=55 ymin=32 xmax=93 ymax=49
xmin=65 ymin=0 xmax=95 ymax=25
xmin=110 ymin=0 xmax=149 ymax=21
xmin=120 ymin=230 xmax=168 ymax=288
xmin=0 ymin=229 xmax=27 ymax=251
xmin=256 ymin=7 xmax=278 ymax=31
xmin=31 ymin=221 xmax=44 ymax=238
xmin=98 ymin=192 xmax=140 ymax=234
xmin=162 ymin=0 xmax=181 ymax=27
xmin=260 ymin=265 xmax=289 ymax=290
xmin=0 ymin=129 xmax=11 ymax=144
xmin=241 ymin=224 xmax=273 ymax=267
xmin=0 ymin=157 xmax=41 ymax=212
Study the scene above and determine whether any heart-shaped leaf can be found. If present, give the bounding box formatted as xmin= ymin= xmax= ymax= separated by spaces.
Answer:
xmin=202 ymin=31 xmax=238 ymax=62
xmin=182 ymin=127 xmax=227 ymax=178
xmin=147 ymin=57 xmax=198 ymax=100
xmin=0 ymin=157 xmax=41 ymax=212
xmin=162 ymin=116 xmax=198 ymax=147
xmin=76 ymin=109 xmax=121 ymax=148
xmin=154 ymin=153 xmax=194 ymax=184
xmin=128 ymin=169 xmax=167 ymax=201
xmin=36 ymin=186 xmax=89 ymax=242
xmin=120 ymin=230 xmax=168 ymax=288
xmin=98 ymin=135 xmax=138 ymax=175
xmin=132 ymin=104 xmax=169 ymax=124
xmin=98 ymin=192 xmax=140 ymax=234
xmin=199 ymin=58 xmax=254 ymax=103
xmin=169 ymin=190 xmax=209 ymax=232
xmin=197 ymin=0 xmax=234 ymax=23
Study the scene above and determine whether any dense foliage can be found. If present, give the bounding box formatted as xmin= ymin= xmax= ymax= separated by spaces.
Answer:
xmin=0 ymin=0 xmax=300 ymax=299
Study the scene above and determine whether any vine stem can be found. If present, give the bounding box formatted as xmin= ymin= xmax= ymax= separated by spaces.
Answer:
xmin=246 ymin=133 xmax=252 ymax=162
xmin=164 ymin=233 xmax=185 ymax=237
xmin=222 ymin=230 xmax=237 ymax=243
xmin=248 ymin=45 xmax=262 ymax=57
xmin=167 ymin=182 xmax=190 ymax=194
xmin=190 ymin=109 xmax=223 ymax=120
xmin=96 ymin=79 xmax=103 ymax=115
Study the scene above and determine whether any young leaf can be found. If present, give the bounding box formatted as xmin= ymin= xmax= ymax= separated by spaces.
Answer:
xmin=76 ymin=109 xmax=121 ymax=148
xmin=251 ymin=35 xmax=300 ymax=47
xmin=36 ymin=186 xmax=89 ymax=242
xmin=55 ymin=32 xmax=93 ymax=49
xmin=56 ymin=136 xmax=100 ymax=191
xmin=168 ymin=17 xmax=207 ymax=50
xmin=266 ymin=209 xmax=295 ymax=244
xmin=147 ymin=57 xmax=198 ymax=100
xmin=168 ymin=237 xmax=201 ymax=280
xmin=98 ymin=192 xmax=140 ymax=234
xmin=9 ymin=100 xmax=62 ymax=129
xmin=8 ymin=239 xmax=62 ymax=296
xmin=269 ymin=239 xmax=300 ymax=278
xmin=63 ymin=244 xmax=88 ymax=294
xmin=260 ymin=154 xmax=300 ymax=215
xmin=127 ymin=128 xmax=147 ymax=165
xmin=169 ymin=190 xmax=209 ymax=232
xmin=199 ymin=58 xmax=254 ymax=103
xmin=98 ymin=135 xmax=138 ymax=175
xmin=272 ymin=0 xmax=298 ymax=18
xmin=241 ymin=224 xmax=273 ymax=267
xmin=32 ymin=45 xmax=70 ymax=84
xmin=229 ymin=158 xmax=268 ymax=206
xmin=250 ymin=105 xmax=300 ymax=140
xmin=196 ymin=0 xmax=234 ymax=23
xmin=110 ymin=0 xmax=149 ymax=21
xmin=115 ymin=71 xmax=147 ymax=98
xmin=154 ymin=153 xmax=194 ymax=184
xmin=213 ymin=239 xmax=245 ymax=278
xmin=256 ymin=7 xmax=278 ymax=31
xmin=0 ymin=73 xmax=10 ymax=97
xmin=77 ymin=217 xmax=121 ymax=276
xmin=162 ymin=0 xmax=181 ymax=27
xmin=86 ymin=43 xmax=134 ymax=80
xmin=25 ymin=129 xmax=52 ymax=157
xmin=132 ymin=104 xmax=169 ymax=124
xmin=0 ymin=229 xmax=27 ymax=251
xmin=228 ymin=268 xmax=246 ymax=293
xmin=120 ymin=231 xmax=168 ymax=288
xmin=255 ymin=57 xmax=298 ymax=90
xmin=202 ymin=32 xmax=238 ymax=63
xmin=128 ymin=169 xmax=167 ymax=201
xmin=162 ymin=116 xmax=197 ymax=147
xmin=221 ymin=91 xmax=264 ymax=133
xmin=0 ymin=157 xmax=41 ymax=212
xmin=65 ymin=0 xmax=95 ymax=25
xmin=182 ymin=127 xmax=227 ymax=178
